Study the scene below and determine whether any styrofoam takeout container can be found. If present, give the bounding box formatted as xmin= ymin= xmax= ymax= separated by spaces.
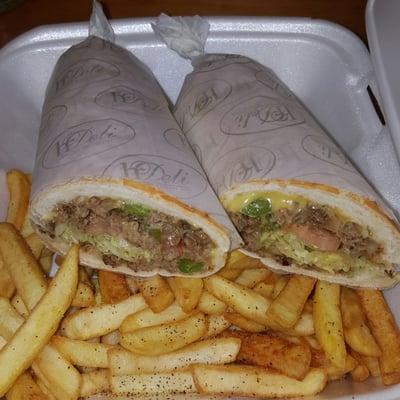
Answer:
xmin=1 ymin=0 xmax=400 ymax=398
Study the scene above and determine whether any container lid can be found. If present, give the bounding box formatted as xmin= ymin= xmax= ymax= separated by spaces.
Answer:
xmin=366 ymin=0 xmax=400 ymax=159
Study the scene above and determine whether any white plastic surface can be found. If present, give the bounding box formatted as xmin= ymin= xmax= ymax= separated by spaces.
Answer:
xmin=0 ymin=16 xmax=400 ymax=399
xmin=366 ymin=0 xmax=400 ymax=160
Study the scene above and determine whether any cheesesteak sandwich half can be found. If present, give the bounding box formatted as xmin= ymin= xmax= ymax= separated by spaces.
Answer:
xmin=223 ymin=180 xmax=400 ymax=288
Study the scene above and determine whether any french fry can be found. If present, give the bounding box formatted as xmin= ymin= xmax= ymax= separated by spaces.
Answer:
xmin=197 ymin=290 xmax=227 ymax=315
xmin=32 ymin=343 xmax=81 ymax=400
xmin=0 ymin=223 xmax=47 ymax=310
xmin=282 ymin=311 xmax=314 ymax=336
xmin=109 ymin=337 xmax=241 ymax=375
xmin=10 ymin=294 xmax=29 ymax=318
xmin=192 ymin=364 xmax=327 ymax=398
xmin=272 ymin=276 xmax=289 ymax=299
xmin=98 ymin=270 xmax=130 ymax=304
xmin=25 ymin=233 xmax=44 ymax=260
xmin=61 ymin=294 xmax=147 ymax=340
xmin=120 ymin=312 xmax=207 ymax=356
xmin=361 ymin=355 xmax=381 ymax=377
xmin=252 ymin=281 xmax=275 ymax=299
xmin=349 ymin=350 xmax=370 ymax=382
xmin=167 ymin=277 xmax=203 ymax=313
xmin=19 ymin=214 xmax=35 ymax=238
xmin=33 ymin=376 xmax=57 ymax=400
xmin=6 ymin=372 xmax=50 ymax=400
xmin=6 ymin=169 xmax=30 ymax=230
xmin=217 ymin=250 xmax=261 ymax=280
xmin=0 ymin=244 xmax=78 ymax=396
xmin=120 ymin=302 xmax=191 ymax=333
xmin=39 ymin=254 xmax=53 ymax=274
xmin=235 ymin=268 xmax=271 ymax=288
xmin=110 ymin=372 xmax=196 ymax=396
xmin=52 ymin=336 xmax=112 ymax=368
xmin=266 ymin=275 xmax=316 ymax=328
xmin=135 ymin=275 xmax=174 ymax=313
xmin=224 ymin=313 xmax=266 ymax=333
xmin=0 ymin=259 xmax=15 ymax=299
xmin=71 ymin=281 xmax=95 ymax=308
xmin=313 ymin=281 xmax=346 ymax=370
xmin=101 ymin=330 xmax=120 ymax=345
xmin=204 ymin=275 xmax=273 ymax=326
xmin=325 ymin=354 xmax=358 ymax=381
xmin=357 ymin=289 xmax=400 ymax=385
xmin=222 ymin=330 xmax=311 ymax=380
xmin=80 ymin=370 xmax=109 ymax=397
xmin=203 ymin=315 xmax=231 ymax=339
xmin=341 ymin=287 xmax=381 ymax=357
xmin=0 ymin=335 xmax=7 ymax=350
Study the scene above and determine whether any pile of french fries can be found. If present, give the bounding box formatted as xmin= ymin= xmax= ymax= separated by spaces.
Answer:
xmin=1 ymin=169 xmax=400 ymax=399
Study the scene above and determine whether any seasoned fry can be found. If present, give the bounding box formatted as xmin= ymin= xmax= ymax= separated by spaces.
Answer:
xmin=6 ymin=372 xmax=50 ymax=400
xmin=120 ymin=312 xmax=207 ymax=356
xmin=109 ymin=337 xmax=241 ymax=375
xmin=341 ymin=287 xmax=381 ymax=357
xmin=266 ymin=275 xmax=316 ymax=328
xmin=252 ymin=281 xmax=275 ymax=299
xmin=52 ymin=336 xmax=112 ymax=368
xmin=126 ymin=277 xmax=139 ymax=294
xmin=361 ymin=355 xmax=381 ymax=377
xmin=33 ymin=377 xmax=57 ymax=400
xmin=204 ymin=275 xmax=273 ymax=326
xmin=0 ymin=245 xmax=78 ymax=396
xmin=110 ymin=372 xmax=196 ymax=396
xmin=0 ymin=260 xmax=15 ymax=299
xmin=0 ymin=297 xmax=24 ymax=341
xmin=101 ymin=330 xmax=120 ymax=345
xmin=39 ymin=254 xmax=53 ymax=274
xmin=235 ymin=268 xmax=271 ymax=288
xmin=218 ymin=250 xmax=261 ymax=280
xmin=192 ymin=364 xmax=327 ymax=398
xmin=222 ymin=330 xmax=311 ymax=380
xmin=71 ymin=281 xmax=95 ymax=308
xmin=25 ymin=233 xmax=45 ymax=260
xmin=80 ymin=370 xmax=109 ymax=397
xmin=20 ymin=213 xmax=35 ymax=238
xmin=120 ymin=302 xmax=190 ymax=333
xmin=203 ymin=315 xmax=231 ymax=339
xmin=224 ymin=313 xmax=266 ymax=333
xmin=357 ymin=289 xmax=400 ymax=385
xmin=349 ymin=350 xmax=370 ymax=382
xmin=61 ymin=294 xmax=147 ymax=340
xmin=0 ymin=335 xmax=6 ymax=350
xmin=6 ymin=169 xmax=30 ymax=230
xmin=32 ymin=343 xmax=81 ymax=400
xmin=167 ymin=277 xmax=203 ymax=313
xmin=197 ymin=290 xmax=227 ymax=315
xmin=0 ymin=223 xmax=47 ymax=310
xmin=98 ymin=270 xmax=130 ymax=304
xmin=313 ymin=281 xmax=346 ymax=369
xmin=135 ymin=275 xmax=175 ymax=313
xmin=272 ymin=276 xmax=289 ymax=299
xmin=10 ymin=294 xmax=29 ymax=318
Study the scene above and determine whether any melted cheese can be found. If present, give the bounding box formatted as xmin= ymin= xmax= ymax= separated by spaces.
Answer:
xmin=224 ymin=191 xmax=308 ymax=212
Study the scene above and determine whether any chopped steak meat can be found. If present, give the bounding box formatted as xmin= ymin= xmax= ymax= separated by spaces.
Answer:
xmin=47 ymin=196 xmax=214 ymax=273
xmin=230 ymin=203 xmax=382 ymax=261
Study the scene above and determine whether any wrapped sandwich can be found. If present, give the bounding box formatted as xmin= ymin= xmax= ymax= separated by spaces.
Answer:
xmin=30 ymin=4 xmax=240 ymax=277
xmin=153 ymin=15 xmax=400 ymax=287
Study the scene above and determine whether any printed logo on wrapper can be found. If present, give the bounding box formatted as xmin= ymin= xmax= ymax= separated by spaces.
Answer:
xmin=220 ymin=96 xmax=304 ymax=135
xmin=212 ymin=146 xmax=276 ymax=194
xmin=176 ymin=80 xmax=232 ymax=132
xmin=95 ymin=85 xmax=163 ymax=115
xmin=193 ymin=54 xmax=252 ymax=74
xmin=39 ymin=105 xmax=68 ymax=141
xmin=42 ymin=119 xmax=135 ymax=169
xmin=53 ymin=58 xmax=120 ymax=95
xmin=103 ymin=154 xmax=208 ymax=199
xmin=301 ymin=135 xmax=356 ymax=173
xmin=163 ymin=128 xmax=190 ymax=152
xmin=255 ymin=70 xmax=295 ymax=100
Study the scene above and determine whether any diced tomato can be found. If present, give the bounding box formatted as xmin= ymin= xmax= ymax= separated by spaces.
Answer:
xmin=285 ymin=223 xmax=340 ymax=251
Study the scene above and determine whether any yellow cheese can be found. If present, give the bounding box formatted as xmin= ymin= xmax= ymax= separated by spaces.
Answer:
xmin=224 ymin=191 xmax=308 ymax=213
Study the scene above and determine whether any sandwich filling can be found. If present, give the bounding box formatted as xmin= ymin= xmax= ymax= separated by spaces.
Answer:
xmin=226 ymin=191 xmax=392 ymax=278
xmin=39 ymin=196 xmax=215 ymax=274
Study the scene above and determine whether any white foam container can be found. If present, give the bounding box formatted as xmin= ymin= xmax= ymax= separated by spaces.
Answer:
xmin=1 ymin=1 xmax=400 ymax=399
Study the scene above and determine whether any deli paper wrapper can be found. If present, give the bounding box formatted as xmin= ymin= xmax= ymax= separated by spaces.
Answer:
xmin=174 ymin=54 xmax=394 ymax=214
xmin=31 ymin=37 xmax=241 ymax=247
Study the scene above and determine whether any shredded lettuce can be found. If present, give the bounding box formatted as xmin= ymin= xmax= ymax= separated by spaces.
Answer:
xmin=120 ymin=202 xmax=151 ymax=218
xmin=260 ymin=230 xmax=380 ymax=274
xmin=57 ymin=224 xmax=152 ymax=263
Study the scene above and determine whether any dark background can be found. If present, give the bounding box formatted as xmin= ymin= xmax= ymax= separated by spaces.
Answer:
xmin=0 ymin=0 xmax=368 ymax=48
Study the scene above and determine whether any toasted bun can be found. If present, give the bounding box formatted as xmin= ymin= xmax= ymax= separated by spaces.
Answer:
xmin=221 ymin=179 xmax=400 ymax=289
xmin=30 ymin=177 xmax=230 ymax=277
